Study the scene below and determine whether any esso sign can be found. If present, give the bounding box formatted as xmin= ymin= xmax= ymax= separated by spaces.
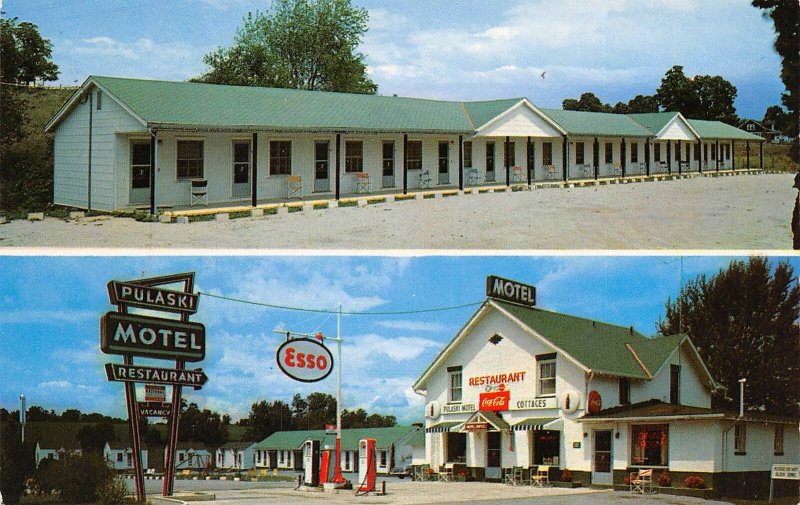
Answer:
xmin=276 ymin=338 xmax=334 ymax=383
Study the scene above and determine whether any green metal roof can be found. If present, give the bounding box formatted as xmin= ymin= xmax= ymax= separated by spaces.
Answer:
xmin=494 ymin=300 xmax=653 ymax=378
xmin=687 ymin=118 xmax=764 ymax=140
xmin=254 ymin=426 xmax=421 ymax=451
xmin=87 ymin=76 xmax=474 ymax=133
xmin=462 ymin=98 xmax=524 ymax=129
xmin=627 ymin=112 xmax=682 ymax=135
xmin=628 ymin=333 xmax=686 ymax=376
xmin=540 ymin=109 xmax=652 ymax=137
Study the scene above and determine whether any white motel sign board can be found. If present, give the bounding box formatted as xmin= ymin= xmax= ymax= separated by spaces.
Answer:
xmin=771 ymin=464 xmax=800 ymax=480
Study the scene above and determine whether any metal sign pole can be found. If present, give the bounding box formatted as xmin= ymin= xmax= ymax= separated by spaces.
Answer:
xmin=118 ymin=300 xmax=145 ymax=501
xmin=332 ymin=304 xmax=345 ymax=484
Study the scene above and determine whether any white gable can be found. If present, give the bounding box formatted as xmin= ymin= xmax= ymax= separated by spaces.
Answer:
xmin=476 ymin=102 xmax=562 ymax=138
xmin=658 ymin=116 xmax=698 ymax=141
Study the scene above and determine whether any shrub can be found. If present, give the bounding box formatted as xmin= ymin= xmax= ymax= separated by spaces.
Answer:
xmin=560 ymin=469 xmax=572 ymax=482
xmin=623 ymin=474 xmax=630 ymax=486
xmin=684 ymin=475 xmax=705 ymax=489
xmin=658 ymin=470 xmax=671 ymax=487
xmin=0 ymin=422 xmax=28 ymax=505
xmin=96 ymin=476 xmax=128 ymax=505
xmin=33 ymin=452 xmax=114 ymax=503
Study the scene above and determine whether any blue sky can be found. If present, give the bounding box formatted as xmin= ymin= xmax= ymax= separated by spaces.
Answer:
xmin=4 ymin=0 xmax=784 ymax=119
xmin=1 ymin=255 xmax=796 ymax=424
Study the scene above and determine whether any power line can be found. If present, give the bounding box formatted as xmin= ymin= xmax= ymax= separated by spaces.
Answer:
xmin=198 ymin=291 xmax=482 ymax=316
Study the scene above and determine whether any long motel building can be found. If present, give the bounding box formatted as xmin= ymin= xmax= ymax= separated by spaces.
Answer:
xmin=412 ymin=277 xmax=798 ymax=498
xmin=44 ymin=77 xmax=765 ymax=213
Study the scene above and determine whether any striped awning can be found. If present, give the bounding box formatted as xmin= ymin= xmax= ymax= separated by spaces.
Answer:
xmin=512 ymin=417 xmax=562 ymax=431
xmin=426 ymin=421 xmax=462 ymax=433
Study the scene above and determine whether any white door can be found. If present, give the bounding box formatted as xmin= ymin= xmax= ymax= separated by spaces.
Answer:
xmin=232 ymin=140 xmax=251 ymax=199
xmin=592 ymin=430 xmax=613 ymax=485
xmin=129 ymin=140 xmax=150 ymax=205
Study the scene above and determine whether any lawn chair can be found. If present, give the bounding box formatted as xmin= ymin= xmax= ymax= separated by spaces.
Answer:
xmin=612 ymin=162 xmax=622 ymax=176
xmin=629 ymin=468 xmax=654 ymax=494
xmin=583 ymin=164 xmax=594 ymax=178
xmin=355 ymin=172 xmax=370 ymax=193
xmin=190 ymin=179 xmax=208 ymax=207
xmin=438 ymin=463 xmax=454 ymax=482
xmin=467 ymin=168 xmax=479 ymax=186
xmin=531 ymin=466 xmax=550 ymax=487
xmin=419 ymin=170 xmax=433 ymax=189
xmin=545 ymin=164 xmax=557 ymax=180
xmin=413 ymin=464 xmax=428 ymax=481
xmin=639 ymin=162 xmax=647 ymax=175
xmin=287 ymin=175 xmax=302 ymax=199
xmin=504 ymin=466 xmax=526 ymax=486
xmin=511 ymin=165 xmax=523 ymax=183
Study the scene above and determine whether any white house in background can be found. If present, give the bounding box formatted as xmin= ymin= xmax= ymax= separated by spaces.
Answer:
xmin=413 ymin=276 xmax=799 ymax=499
xmin=103 ymin=441 xmax=149 ymax=471
xmin=43 ymin=76 xmax=765 ymax=214
xmin=216 ymin=441 xmax=257 ymax=470
xmin=34 ymin=441 xmax=82 ymax=466
xmin=170 ymin=442 xmax=212 ymax=470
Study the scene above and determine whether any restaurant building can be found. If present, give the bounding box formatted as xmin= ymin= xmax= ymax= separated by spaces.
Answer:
xmin=412 ymin=276 xmax=798 ymax=498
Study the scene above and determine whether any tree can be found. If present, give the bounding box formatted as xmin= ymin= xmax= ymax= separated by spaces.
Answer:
xmin=625 ymin=94 xmax=660 ymax=114
xmin=242 ymin=400 xmax=292 ymax=441
xmin=656 ymin=65 xmax=738 ymax=123
xmin=656 ymin=66 xmax=701 ymax=117
xmin=179 ymin=402 xmax=229 ymax=447
xmin=752 ymin=0 xmax=799 ymax=161
xmin=763 ymin=105 xmax=790 ymax=134
xmin=76 ymin=422 xmax=117 ymax=453
xmin=562 ymin=92 xmax=612 ymax=112
xmin=0 ymin=422 xmax=29 ymax=505
xmin=196 ymin=0 xmax=376 ymax=94
xmin=0 ymin=18 xmax=59 ymax=84
xmin=657 ymin=257 xmax=799 ymax=416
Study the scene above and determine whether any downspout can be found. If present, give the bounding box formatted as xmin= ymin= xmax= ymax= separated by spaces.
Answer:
xmin=87 ymin=91 xmax=93 ymax=212
xmin=148 ymin=128 xmax=158 ymax=215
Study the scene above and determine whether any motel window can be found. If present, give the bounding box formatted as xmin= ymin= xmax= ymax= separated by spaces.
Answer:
xmin=604 ymin=143 xmax=613 ymax=164
xmin=179 ymin=453 xmax=185 ymax=461
xmin=774 ymin=426 xmax=784 ymax=455
xmin=542 ymin=142 xmax=553 ymax=166
xmin=463 ymin=141 xmax=473 ymax=167
xmin=575 ymin=142 xmax=585 ymax=165
xmin=485 ymin=142 xmax=495 ymax=173
xmin=117 ymin=453 xmax=123 ymax=462
xmin=669 ymin=365 xmax=680 ymax=404
xmin=654 ymin=143 xmax=661 ymax=162
xmin=233 ymin=140 xmax=251 ymax=184
xmin=675 ymin=143 xmax=681 ymax=162
xmin=270 ymin=141 xmax=292 ymax=175
xmin=407 ymin=141 xmax=422 ymax=171
xmin=279 ymin=451 xmax=284 ymax=464
xmin=734 ymin=424 xmax=746 ymax=455
xmin=631 ymin=142 xmax=638 ymax=163
xmin=96 ymin=90 xmax=102 ymax=110
xmin=345 ymin=140 xmax=363 ymax=173
xmin=130 ymin=140 xmax=151 ymax=189
xmin=631 ymin=425 xmax=668 ymax=466
xmin=534 ymin=430 xmax=560 ymax=466
xmin=382 ymin=141 xmax=394 ymax=177
xmin=536 ymin=353 xmax=556 ymax=396
xmin=619 ymin=377 xmax=630 ymax=405
xmin=176 ymin=140 xmax=204 ymax=180
xmin=703 ymin=144 xmax=708 ymax=162
xmin=448 ymin=366 xmax=462 ymax=403
xmin=694 ymin=144 xmax=700 ymax=161
xmin=746 ymin=123 xmax=755 ymax=131
xmin=507 ymin=142 xmax=515 ymax=166
xmin=726 ymin=144 xmax=731 ymax=160
xmin=446 ymin=432 xmax=466 ymax=463
xmin=379 ymin=451 xmax=387 ymax=467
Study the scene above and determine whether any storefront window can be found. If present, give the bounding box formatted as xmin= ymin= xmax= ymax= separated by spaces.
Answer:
xmin=446 ymin=432 xmax=466 ymax=463
xmin=534 ymin=430 xmax=560 ymax=466
xmin=631 ymin=424 xmax=668 ymax=466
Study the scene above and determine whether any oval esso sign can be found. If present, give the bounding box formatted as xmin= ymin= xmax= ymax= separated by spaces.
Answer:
xmin=276 ymin=338 xmax=334 ymax=383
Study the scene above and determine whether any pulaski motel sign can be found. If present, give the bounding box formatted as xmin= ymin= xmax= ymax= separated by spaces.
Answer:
xmin=100 ymin=272 xmax=205 ymax=501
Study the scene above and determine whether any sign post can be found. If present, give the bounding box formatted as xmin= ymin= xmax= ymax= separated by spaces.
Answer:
xmin=101 ymin=272 xmax=205 ymax=500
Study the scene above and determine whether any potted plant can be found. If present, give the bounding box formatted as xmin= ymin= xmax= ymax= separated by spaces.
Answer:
xmin=658 ymin=470 xmax=671 ymax=487
xmin=684 ymin=476 xmax=705 ymax=489
xmin=560 ymin=469 xmax=572 ymax=482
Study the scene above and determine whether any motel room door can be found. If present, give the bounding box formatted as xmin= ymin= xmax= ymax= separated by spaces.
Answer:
xmin=592 ymin=430 xmax=613 ymax=485
xmin=232 ymin=140 xmax=251 ymax=199
xmin=382 ymin=140 xmax=395 ymax=188
xmin=129 ymin=140 xmax=151 ymax=205
xmin=314 ymin=141 xmax=330 ymax=192
xmin=486 ymin=431 xmax=502 ymax=480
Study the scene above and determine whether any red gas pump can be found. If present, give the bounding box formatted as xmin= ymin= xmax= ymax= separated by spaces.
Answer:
xmin=356 ymin=438 xmax=376 ymax=493
xmin=319 ymin=448 xmax=334 ymax=485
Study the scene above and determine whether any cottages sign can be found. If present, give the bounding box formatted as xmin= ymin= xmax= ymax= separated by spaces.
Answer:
xmin=486 ymin=276 xmax=536 ymax=307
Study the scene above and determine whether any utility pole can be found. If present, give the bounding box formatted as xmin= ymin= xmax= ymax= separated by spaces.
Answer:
xmin=19 ymin=394 xmax=26 ymax=444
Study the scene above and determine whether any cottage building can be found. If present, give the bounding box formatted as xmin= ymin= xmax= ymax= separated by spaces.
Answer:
xmin=103 ymin=441 xmax=149 ymax=471
xmin=412 ymin=281 xmax=798 ymax=498
xmin=215 ymin=441 xmax=257 ymax=470
xmin=34 ymin=441 xmax=81 ymax=466
xmin=44 ymin=77 xmax=764 ymax=214
xmin=169 ymin=442 xmax=212 ymax=470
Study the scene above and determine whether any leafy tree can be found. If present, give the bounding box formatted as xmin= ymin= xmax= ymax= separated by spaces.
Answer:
xmin=242 ymin=400 xmax=292 ymax=441
xmin=562 ymin=92 xmax=611 ymax=112
xmin=33 ymin=452 xmax=113 ymax=503
xmin=341 ymin=408 xmax=396 ymax=428
xmin=656 ymin=65 xmax=738 ymax=124
xmin=656 ymin=65 xmax=701 ymax=116
xmin=762 ymin=105 xmax=790 ymax=134
xmin=625 ymin=94 xmax=660 ymax=114
xmin=179 ymin=402 xmax=229 ymax=447
xmin=60 ymin=409 xmax=82 ymax=422
xmin=657 ymin=257 xmax=799 ymax=416
xmin=196 ymin=0 xmax=376 ymax=94
xmin=0 ymin=422 xmax=29 ymax=505
xmin=76 ymin=422 xmax=117 ymax=453
xmin=752 ymin=0 xmax=799 ymax=161
xmin=0 ymin=18 xmax=59 ymax=84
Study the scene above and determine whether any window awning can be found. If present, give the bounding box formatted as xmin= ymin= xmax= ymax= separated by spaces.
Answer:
xmin=425 ymin=421 xmax=462 ymax=433
xmin=461 ymin=410 xmax=511 ymax=432
xmin=512 ymin=417 xmax=562 ymax=431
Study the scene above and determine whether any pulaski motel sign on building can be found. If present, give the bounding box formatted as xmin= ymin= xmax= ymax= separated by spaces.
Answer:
xmin=100 ymin=273 xmax=205 ymax=501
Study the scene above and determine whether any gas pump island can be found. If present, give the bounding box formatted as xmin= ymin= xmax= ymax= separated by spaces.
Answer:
xmin=276 ymin=331 xmax=378 ymax=494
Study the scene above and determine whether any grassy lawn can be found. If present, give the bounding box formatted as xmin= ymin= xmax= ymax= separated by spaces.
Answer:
xmin=734 ymin=142 xmax=798 ymax=172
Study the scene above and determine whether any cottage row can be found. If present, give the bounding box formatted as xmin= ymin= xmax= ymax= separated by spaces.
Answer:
xmin=44 ymin=77 xmax=765 ymax=213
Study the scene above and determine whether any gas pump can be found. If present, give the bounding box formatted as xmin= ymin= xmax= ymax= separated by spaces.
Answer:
xmin=319 ymin=448 xmax=334 ymax=485
xmin=357 ymin=438 xmax=376 ymax=493
xmin=303 ymin=439 xmax=320 ymax=487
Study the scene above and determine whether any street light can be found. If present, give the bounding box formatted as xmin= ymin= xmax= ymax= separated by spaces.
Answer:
xmin=19 ymin=394 xmax=26 ymax=443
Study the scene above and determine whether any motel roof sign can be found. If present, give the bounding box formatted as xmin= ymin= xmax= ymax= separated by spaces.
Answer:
xmin=486 ymin=275 xmax=536 ymax=308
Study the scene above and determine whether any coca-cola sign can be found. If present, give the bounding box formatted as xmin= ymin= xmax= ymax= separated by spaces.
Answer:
xmin=587 ymin=390 xmax=602 ymax=415
xmin=479 ymin=391 xmax=510 ymax=412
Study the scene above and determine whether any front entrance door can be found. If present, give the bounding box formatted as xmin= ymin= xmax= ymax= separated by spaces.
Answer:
xmin=129 ymin=140 xmax=151 ymax=205
xmin=592 ymin=430 xmax=613 ymax=485
xmin=232 ymin=140 xmax=251 ymax=198
xmin=314 ymin=141 xmax=330 ymax=192
xmin=438 ymin=141 xmax=449 ymax=184
xmin=382 ymin=141 xmax=395 ymax=188
xmin=486 ymin=431 xmax=501 ymax=480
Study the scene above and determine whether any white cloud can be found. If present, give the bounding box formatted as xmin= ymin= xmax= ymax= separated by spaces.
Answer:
xmin=0 ymin=309 xmax=96 ymax=324
xmin=376 ymin=320 xmax=449 ymax=332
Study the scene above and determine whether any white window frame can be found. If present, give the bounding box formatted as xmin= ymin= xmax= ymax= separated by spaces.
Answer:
xmin=536 ymin=354 xmax=556 ymax=397
xmin=734 ymin=423 xmax=746 ymax=455
xmin=448 ymin=366 xmax=462 ymax=403
xmin=176 ymin=138 xmax=204 ymax=180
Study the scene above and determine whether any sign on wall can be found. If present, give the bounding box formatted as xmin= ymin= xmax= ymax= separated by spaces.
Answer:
xmin=511 ymin=397 xmax=557 ymax=410
xmin=138 ymin=402 xmax=172 ymax=418
xmin=771 ymin=464 xmax=800 ymax=480
xmin=100 ymin=312 xmax=206 ymax=362
xmin=276 ymin=337 xmax=334 ymax=383
xmin=443 ymin=403 xmax=476 ymax=414
xmin=479 ymin=391 xmax=510 ymax=411
xmin=587 ymin=390 xmax=602 ymax=415
xmin=464 ymin=422 xmax=489 ymax=432
xmin=486 ymin=276 xmax=536 ymax=307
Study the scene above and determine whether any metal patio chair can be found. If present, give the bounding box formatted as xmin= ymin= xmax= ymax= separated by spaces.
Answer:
xmin=630 ymin=468 xmax=654 ymax=494
xmin=511 ymin=165 xmax=523 ymax=183
xmin=190 ymin=179 xmax=208 ymax=207
xmin=545 ymin=164 xmax=557 ymax=180
xmin=419 ymin=170 xmax=433 ymax=189
xmin=531 ymin=465 xmax=550 ymax=487
xmin=287 ymin=175 xmax=302 ymax=199
xmin=467 ymin=168 xmax=479 ymax=186
xmin=583 ymin=164 xmax=594 ymax=178
xmin=355 ymin=172 xmax=370 ymax=194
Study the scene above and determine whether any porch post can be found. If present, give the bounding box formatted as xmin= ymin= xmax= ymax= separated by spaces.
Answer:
xmin=149 ymin=132 xmax=157 ymax=215
xmin=505 ymin=135 xmax=510 ymax=186
xmin=620 ymin=138 xmax=626 ymax=177
xmin=403 ymin=134 xmax=408 ymax=194
xmin=746 ymin=141 xmax=750 ymax=169
xmin=526 ymin=136 xmax=532 ymax=185
xmin=562 ymin=135 xmax=568 ymax=182
xmin=335 ymin=133 xmax=341 ymax=200
xmin=251 ymin=132 xmax=258 ymax=207
xmin=697 ymin=139 xmax=703 ymax=172
xmin=458 ymin=135 xmax=464 ymax=191
xmin=715 ymin=140 xmax=720 ymax=171
xmin=593 ymin=137 xmax=599 ymax=179
xmin=645 ymin=138 xmax=651 ymax=176
xmin=732 ymin=141 xmax=736 ymax=171
xmin=759 ymin=141 xmax=764 ymax=169
xmin=667 ymin=140 xmax=672 ymax=174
